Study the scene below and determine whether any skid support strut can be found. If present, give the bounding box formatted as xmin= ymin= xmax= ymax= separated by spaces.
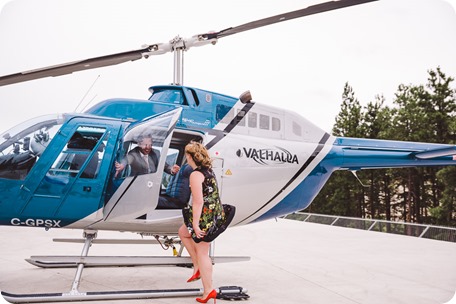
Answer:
xmin=1 ymin=230 xmax=204 ymax=303
xmin=68 ymin=230 xmax=96 ymax=296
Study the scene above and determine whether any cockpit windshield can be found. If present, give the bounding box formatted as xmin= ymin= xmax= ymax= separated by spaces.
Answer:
xmin=0 ymin=114 xmax=64 ymax=180
xmin=149 ymin=88 xmax=186 ymax=105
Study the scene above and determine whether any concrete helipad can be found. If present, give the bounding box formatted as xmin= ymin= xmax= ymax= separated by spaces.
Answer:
xmin=0 ymin=218 xmax=455 ymax=304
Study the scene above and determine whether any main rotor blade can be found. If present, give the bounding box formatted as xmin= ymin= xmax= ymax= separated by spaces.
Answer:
xmin=0 ymin=0 xmax=378 ymax=87
xmin=0 ymin=45 xmax=154 ymax=86
xmin=202 ymin=0 xmax=378 ymax=39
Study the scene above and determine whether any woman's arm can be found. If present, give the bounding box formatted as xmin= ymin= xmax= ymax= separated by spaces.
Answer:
xmin=189 ymin=171 xmax=205 ymax=237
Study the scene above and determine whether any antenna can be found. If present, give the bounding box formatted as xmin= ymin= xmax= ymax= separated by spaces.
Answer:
xmin=74 ymin=75 xmax=100 ymax=112
xmin=80 ymin=94 xmax=98 ymax=113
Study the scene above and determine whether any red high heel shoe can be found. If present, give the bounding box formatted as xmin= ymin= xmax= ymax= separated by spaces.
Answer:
xmin=196 ymin=289 xmax=217 ymax=303
xmin=186 ymin=270 xmax=201 ymax=283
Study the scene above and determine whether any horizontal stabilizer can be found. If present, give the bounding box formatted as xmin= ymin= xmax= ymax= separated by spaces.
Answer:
xmin=414 ymin=146 xmax=456 ymax=159
xmin=336 ymin=137 xmax=456 ymax=170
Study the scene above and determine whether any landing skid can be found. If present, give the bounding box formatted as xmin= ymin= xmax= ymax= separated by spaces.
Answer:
xmin=27 ymin=255 xmax=250 ymax=268
xmin=1 ymin=286 xmax=249 ymax=303
xmin=2 ymin=230 xmax=250 ymax=303
xmin=2 ymin=288 xmax=203 ymax=303
xmin=2 ymin=286 xmax=250 ymax=303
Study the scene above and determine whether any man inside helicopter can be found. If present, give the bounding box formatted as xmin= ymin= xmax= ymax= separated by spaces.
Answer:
xmin=114 ymin=134 xmax=191 ymax=210
xmin=114 ymin=134 xmax=179 ymax=177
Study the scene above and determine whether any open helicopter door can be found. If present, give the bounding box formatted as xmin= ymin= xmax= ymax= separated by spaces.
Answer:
xmin=103 ymin=108 xmax=182 ymax=222
xmin=211 ymin=157 xmax=224 ymax=197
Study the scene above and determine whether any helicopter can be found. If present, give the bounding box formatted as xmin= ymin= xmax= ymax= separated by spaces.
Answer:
xmin=1 ymin=0 xmax=456 ymax=302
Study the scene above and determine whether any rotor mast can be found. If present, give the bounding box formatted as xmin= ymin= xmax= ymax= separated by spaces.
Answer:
xmin=147 ymin=34 xmax=217 ymax=86
xmin=171 ymin=36 xmax=185 ymax=85
xmin=173 ymin=48 xmax=184 ymax=85
xmin=168 ymin=35 xmax=218 ymax=85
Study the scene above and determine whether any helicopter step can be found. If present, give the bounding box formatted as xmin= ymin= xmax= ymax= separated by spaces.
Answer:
xmin=53 ymin=238 xmax=164 ymax=244
xmin=26 ymin=255 xmax=251 ymax=268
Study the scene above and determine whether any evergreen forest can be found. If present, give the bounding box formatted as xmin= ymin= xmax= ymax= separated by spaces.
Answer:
xmin=306 ymin=67 xmax=456 ymax=227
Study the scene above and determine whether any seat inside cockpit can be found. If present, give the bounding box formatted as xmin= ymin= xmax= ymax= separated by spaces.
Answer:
xmin=0 ymin=115 xmax=63 ymax=180
xmin=156 ymin=131 xmax=205 ymax=210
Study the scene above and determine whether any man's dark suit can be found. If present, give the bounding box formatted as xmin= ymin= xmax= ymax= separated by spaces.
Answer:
xmin=124 ymin=147 xmax=159 ymax=175
xmin=124 ymin=147 xmax=172 ymax=176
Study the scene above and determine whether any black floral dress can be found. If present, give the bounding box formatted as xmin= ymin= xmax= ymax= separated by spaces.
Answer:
xmin=186 ymin=167 xmax=225 ymax=240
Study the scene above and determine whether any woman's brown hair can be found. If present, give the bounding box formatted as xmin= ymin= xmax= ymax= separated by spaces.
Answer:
xmin=185 ymin=141 xmax=212 ymax=169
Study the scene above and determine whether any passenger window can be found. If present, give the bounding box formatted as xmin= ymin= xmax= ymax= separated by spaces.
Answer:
xmin=237 ymin=109 xmax=246 ymax=127
xmin=49 ymin=126 xmax=107 ymax=179
xmin=292 ymin=121 xmax=302 ymax=136
xmin=248 ymin=112 xmax=257 ymax=128
xmin=259 ymin=114 xmax=270 ymax=130
xmin=272 ymin=117 xmax=281 ymax=131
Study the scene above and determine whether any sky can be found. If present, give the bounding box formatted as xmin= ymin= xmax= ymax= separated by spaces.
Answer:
xmin=0 ymin=0 xmax=455 ymax=134
xmin=0 ymin=3 xmax=456 ymax=303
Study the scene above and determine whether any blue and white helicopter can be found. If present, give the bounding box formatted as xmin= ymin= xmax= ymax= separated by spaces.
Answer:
xmin=1 ymin=0 xmax=456 ymax=302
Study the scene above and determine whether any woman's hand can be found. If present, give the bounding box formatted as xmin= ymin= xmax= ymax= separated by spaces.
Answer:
xmin=193 ymin=226 xmax=206 ymax=239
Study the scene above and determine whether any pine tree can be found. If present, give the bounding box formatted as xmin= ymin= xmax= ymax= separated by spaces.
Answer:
xmin=388 ymin=67 xmax=455 ymax=224
xmin=333 ymin=83 xmax=364 ymax=137
xmin=424 ymin=67 xmax=456 ymax=225
xmin=307 ymin=69 xmax=456 ymax=227
xmin=361 ymin=95 xmax=393 ymax=219
xmin=311 ymin=83 xmax=364 ymax=216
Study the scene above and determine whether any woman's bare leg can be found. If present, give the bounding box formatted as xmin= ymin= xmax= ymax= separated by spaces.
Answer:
xmin=178 ymin=224 xmax=199 ymax=274
xmin=195 ymin=241 xmax=213 ymax=296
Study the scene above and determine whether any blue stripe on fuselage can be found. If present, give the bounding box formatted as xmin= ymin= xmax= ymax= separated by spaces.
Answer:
xmin=252 ymin=156 xmax=336 ymax=222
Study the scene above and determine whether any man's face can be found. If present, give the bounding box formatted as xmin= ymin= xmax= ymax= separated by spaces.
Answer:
xmin=138 ymin=137 xmax=152 ymax=155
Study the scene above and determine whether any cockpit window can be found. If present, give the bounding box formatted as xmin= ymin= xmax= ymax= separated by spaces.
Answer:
xmin=0 ymin=114 xmax=63 ymax=180
xmin=149 ymin=88 xmax=187 ymax=105
xmin=49 ymin=126 xmax=107 ymax=179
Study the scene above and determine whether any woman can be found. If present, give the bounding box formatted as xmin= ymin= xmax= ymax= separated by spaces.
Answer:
xmin=178 ymin=141 xmax=225 ymax=303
